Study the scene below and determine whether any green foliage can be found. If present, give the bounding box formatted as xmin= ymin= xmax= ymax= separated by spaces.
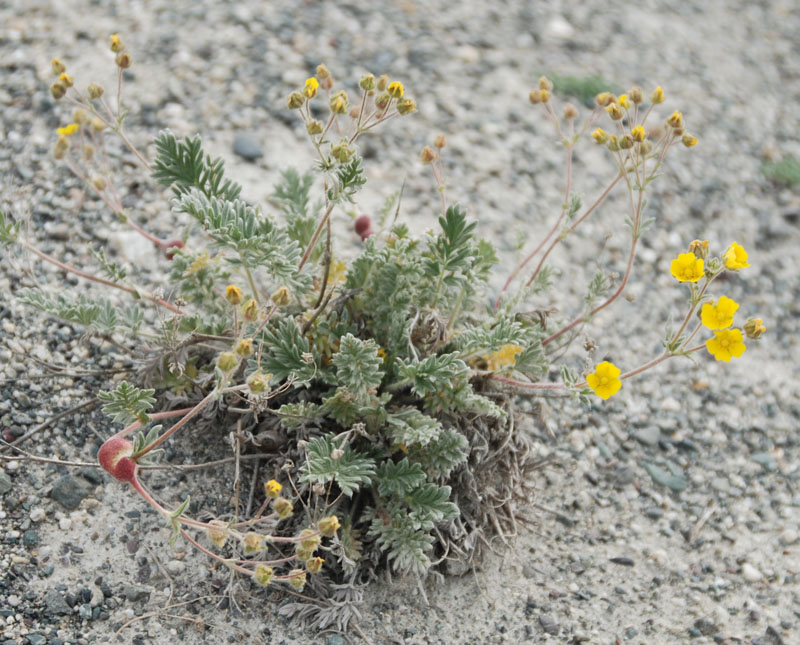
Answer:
xmin=151 ymin=131 xmax=242 ymax=200
xmin=761 ymin=156 xmax=800 ymax=188
xmin=97 ymin=381 xmax=156 ymax=424
xmin=301 ymin=434 xmax=376 ymax=497
xmin=385 ymin=407 xmax=442 ymax=448
xmin=260 ymin=319 xmax=318 ymax=385
xmin=272 ymin=169 xmax=321 ymax=255
xmin=331 ymin=334 xmax=384 ymax=398
xmin=91 ymin=247 xmax=127 ymax=282
xmin=549 ymin=73 xmax=620 ymax=107
xmin=17 ymin=288 xmax=142 ymax=335
xmin=0 ymin=211 xmax=20 ymax=244
xmin=327 ymin=157 xmax=366 ymax=203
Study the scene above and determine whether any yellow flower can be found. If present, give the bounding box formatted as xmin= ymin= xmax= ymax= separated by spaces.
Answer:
xmin=651 ymin=86 xmax=665 ymax=104
xmin=723 ymin=242 xmax=749 ymax=270
xmin=586 ymin=361 xmax=622 ymax=400
xmin=617 ymin=94 xmax=631 ymax=109
xmin=326 ymin=258 xmax=347 ymax=285
xmin=387 ymin=81 xmax=404 ymax=98
xmin=109 ymin=33 xmax=124 ymax=53
xmin=484 ymin=344 xmax=523 ymax=371
xmin=253 ymin=565 xmax=274 ymax=586
xmin=591 ymin=128 xmax=609 ymax=144
xmin=670 ymin=252 xmax=704 ymax=282
xmin=225 ymin=284 xmax=243 ymax=305
xmin=264 ymin=479 xmax=282 ymax=499
xmin=56 ymin=123 xmax=79 ymax=137
xmin=303 ymin=77 xmax=319 ymax=99
xmin=705 ymin=328 xmax=746 ymax=362
xmin=667 ymin=110 xmax=684 ymax=129
xmin=631 ymin=126 xmax=646 ymax=142
xmin=682 ymin=133 xmax=698 ymax=147
xmin=701 ymin=296 xmax=738 ymax=330
xmin=58 ymin=72 xmax=74 ymax=88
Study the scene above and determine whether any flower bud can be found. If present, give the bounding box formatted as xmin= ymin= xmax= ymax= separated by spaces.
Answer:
xmin=354 ymin=214 xmax=372 ymax=237
xmin=687 ymin=239 xmax=709 ymax=260
xmin=619 ymin=135 xmax=634 ymax=150
xmin=242 ymin=298 xmax=259 ymax=321
xmin=53 ymin=137 xmax=69 ymax=159
xmin=235 ymin=338 xmax=254 ymax=357
xmin=73 ymin=108 xmax=90 ymax=126
xmin=316 ymin=64 xmax=333 ymax=90
xmin=563 ymin=103 xmax=578 ymax=120
xmin=434 ymin=134 xmax=446 ymax=149
xmin=253 ymin=565 xmax=274 ymax=586
xmin=247 ymin=371 xmax=271 ymax=395
xmin=51 ymin=58 xmax=66 ymax=75
xmin=242 ymin=532 xmax=265 ymax=555
xmin=595 ymin=92 xmax=615 ymax=107
xmin=667 ymin=110 xmax=684 ymax=129
xmin=331 ymin=141 xmax=354 ymax=162
xmin=59 ymin=72 xmax=74 ymax=88
xmin=115 ymin=53 xmax=132 ymax=69
xmin=529 ymin=89 xmax=542 ymax=105
xmin=225 ymin=284 xmax=243 ymax=305
xmin=650 ymin=86 xmax=665 ymax=104
xmin=92 ymin=175 xmax=107 ymax=191
xmin=83 ymin=144 xmax=95 ymax=160
xmin=272 ymin=286 xmax=290 ymax=306
xmin=629 ymin=86 xmax=643 ymax=104
xmin=376 ymin=74 xmax=389 ymax=91
xmin=539 ymin=88 xmax=550 ymax=103
xmin=348 ymin=107 xmax=360 ymax=119
xmin=207 ymin=520 xmax=228 ymax=548
xmin=87 ymin=82 xmax=104 ymax=99
xmin=538 ymin=76 xmax=553 ymax=91
xmin=288 ymin=569 xmax=306 ymax=591
xmin=375 ymin=92 xmax=391 ymax=110
xmin=264 ymin=479 xmax=282 ymax=499
xmin=273 ymin=496 xmax=294 ymax=519
xmin=217 ymin=352 xmax=239 ymax=373
xmin=298 ymin=528 xmax=321 ymax=552
xmin=640 ymin=141 xmax=654 ymax=155
xmin=360 ymin=73 xmax=376 ymax=91
xmin=681 ymin=133 xmax=698 ymax=147
xmin=92 ymin=117 xmax=106 ymax=132
xmin=387 ymin=81 xmax=404 ymax=98
xmin=591 ymin=128 xmax=609 ymax=144
xmin=306 ymin=556 xmax=324 ymax=574
xmin=396 ymin=97 xmax=416 ymax=115
xmin=50 ymin=81 xmax=67 ymax=100
xmin=631 ymin=125 xmax=646 ymax=142
xmin=617 ymin=94 xmax=631 ymax=109
xmin=330 ymin=90 xmax=348 ymax=114
xmin=421 ymin=146 xmax=436 ymax=163
xmin=98 ymin=436 xmax=137 ymax=483
xmin=317 ymin=515 xmax=340 ymax=537
xmin=287 ymin=91 xmax=304 ymax=109
xmin=109 ymin=33 xmax=124 ymax=53
xmin=302 ymin=77 xmax=319 ymax=99
xmin=743 ymin=318 xmax=766 ymax=339
xmin=606 ymin=103 xmax=624 ymax=120
xmin=330 ymin=447 xmax=344 ymax=460
xmin=606 ymin=135 xmax=620 ymax=152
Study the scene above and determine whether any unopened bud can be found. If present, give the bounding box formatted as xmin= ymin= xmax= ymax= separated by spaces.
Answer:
xmin=317 ymin=515 xmax=340 ymax=538
xmin=242 ymin=532 xmax=266 ymax=555
xmin=92 ymin=175 xmax=107 ymax=191
xmin=434 ymin=134 xmax=446 ymax=149
xmin=83 ymin=144 xmax=95 ymax=160
xmin=87 ymin=82 xmax=104 ymax=99
xmin=681 ymin=133 xmax=698 ymax=147
xmin=225 ymin=284 xmax=243 ymax=305
xmin=331 ymin=141 xmax=354 ymax=163
xmin=606 ymin=135 xmax=620 ymax=152
xmin=273 ymin=496 xmax=293 ymax=519
xmin=53 ymin=136 xmax=69 ymax=159
xmin=375 ymin=92 xmax=391 ymax=110
xmin=92 ymin=117 xmax=106 ymax=132
xmin=421 ymin=146 xmax=436 ymax=163
xmin=298 ymin=528 xmax=321 ymax=552
xmin=306 ymin=119 xmax=323 ymax=135
xmin=667 ymin=110 xmax=684 ymax=129
xmin=617 ymin=94 xmax=631 ymax=109
xmin=306 ymin=556 xmax=324 ymax=574
xmin=591 ymin=128 xmax=608 ymax=144
xmin=396 ymin=97 xmax=416 ymax=115
xmin=360 ymin=73 xmax=375 ymax=91
xmin=538 ymin=76 xmax=553 ymax=91
xmin=247 ymin=371 xmax=271 ymax=395
xmin=330 ymin=90 xmax=348 ymax=114
xmin=529 ymin=89 xmax=542 ymax=105
xmin=631 ymin=125 xmax=646 ymax=142
xmin=109 ymin=33 xmax=124 ymax=53
xmin=217 ymin=352 xmax=239 ymax=373
xmin=330 ymin=447 xmax=344 ymax=460
xmin=376 ymin=74 xmax=389 ymax=91
xmin=242 ymin=298 xmax=259 ymax=321
xmin=640 ymin=141 xmax=654 ymax=155
xmin=606 ymin=103 xmax=624 ymax=120
xmin=650 ymin=86 xmax=665 ymax=104
xmin=743 ymin=318 xmax=766 ymax=339
xmin=50 ymin=81 xmax=67 ymax=100
xmin=253 ymin=565 xmax=274 ymax=586
xmin=630 ymin=86 xmax=643 ymax=104
xmin=687 ymin=239 xmax=709 ymax=260
xmin=207 ymin=520 xmax=228 ymax=548
xmin=51 ymin=58 xmax=66 ymax=75
xmin=348 ymin=106 xmax=360 ymax=119
xmin=563 ymin=103 xmax=578 ymax=120
xmin=288 ymin=91 xmax=304 ymax=109
xmin=272 ymin=286 xmax=290 ymax=306
xmin=59 ymin=72 xmax=74 ymax=88
xmin=302 ymin=77 xmax=319 ymax=99
xmin=235 ymin=338 xmax=254 ymax=358
xmin=619 ymin=135 xmax=634 ymax=150
xmin=115 ymin=53 xmax=132 ymax=69
xmin=289 ymin=569 xmax=306 ymax=591
xmin=595 ymin=92 xmax=615 ymax=107
xmin=73 ymin=108 xmax=90 ymax=125
xmin=316 ymin=64 xmax=333 ymax=90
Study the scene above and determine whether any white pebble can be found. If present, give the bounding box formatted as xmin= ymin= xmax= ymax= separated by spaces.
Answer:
xmin=7 ymin=595 xmax=20 ymax=607
xmin=166 ymin=560 xmax=185 ymax=575
xmin=30 ymin=508 xmax=46 ymax=522
xmin=741 ymin=563 xmax=762 ymax=582
xmin=779 ymin=529 xmax=798 ymax=546
xmin=59 ymin=517 xmax=72 ymax=531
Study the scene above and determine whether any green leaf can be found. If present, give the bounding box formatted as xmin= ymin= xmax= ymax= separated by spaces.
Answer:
xmin=405 ymin=483 xmax=459 ymax=526
xmin=97 ymin=381 xmax=156 ymax=425
xmin=375 ymin=458 xmax=426 ymax=496
xmin=368 ymin=513 xmax=433 ymax=575
xmin=394 ymin=353 xmax=469 ymax=397
xmin=0 ymin=211 xmax=20 ymax=244
xmin=332 ymin=334 xmax=384 ymax=398
xmin=276 ymin=401 xmax=322 ymax=429
xmin=260 ymin=319 xmax=317 ymax=385
xmin=409 ymin=429 xmax=469 ymax=479
xmin=385 ymin=407 xmax=442 ymax=448
xmin=301 ymin=434 xmax=376 ymax=497
xmin=151 ymin=131 xmax=241 ymax=200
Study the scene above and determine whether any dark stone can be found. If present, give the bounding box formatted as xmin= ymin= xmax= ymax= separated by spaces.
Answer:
xmin=610 ymin=557 xmax=635 ymax=566
xmin=44 ymin=590 xmax=72 ymax=616
xmin=49 ymin=475 xmax=92 ymax=510
xmin=80 ymin=468 xmax=103 ymax=485
xmin=232 ymin=132 xmax=264 ymax=161
xmin=26 ymin=634 xmax=46 ymax=645
xmin=694 ymin=617 xmax=718 ymax=636
xmin=0 ymin=470 xmax=12 ymax=495
xmin=123 ymin=585 xmax=151 ymax=602
xmin=22 ymin=530 xmax=39 ymax=547
xmin=539 ymin=614 xmax=559 ymax=635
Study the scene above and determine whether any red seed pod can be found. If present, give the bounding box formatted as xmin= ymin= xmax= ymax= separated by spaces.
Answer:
xmin=359 ymin=227 xmax=374 ymax=241
xmin=163 ymin=239 xmax=184 ymax=260
xmin=98 ymin=436 xmax=137 ymax=483
xmin=354 ymin=215 xmax=372 ymax=237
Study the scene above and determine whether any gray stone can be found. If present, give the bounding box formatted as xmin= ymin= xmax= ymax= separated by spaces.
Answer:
xmin=50 ymin=474 xmax=92 ymax=510
xmin=44 ymin=589 xmax=72 ymax=616
xmin=27 ymin=635 xmax=46 ymax=645
xmin=633 ymin=427 xmax=661 ymax=447
xmin=0 ymin=470 xmax=11 ymax=495
xmin=233 ymin=132 xmax=264 ymax=160
xmin=539 ymin=614 xmax=559 ymax=635
xmin=123 ymin=585 xmax=151 ymax=602
xmin=643 ymin=463 xmax=687 ymax=492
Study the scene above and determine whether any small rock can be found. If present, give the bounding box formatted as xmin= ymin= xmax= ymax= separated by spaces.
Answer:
xmin=23 ymin=529 xmax=39 ymax=547
xmin=44 ymin=589 xmax=72 ymax=616
xmin=327 ymin=636 xmax=345 ymax=645
xmin=633 ymin=427 xmax=661 ymax=447
xmin=124 ymin=585 xmax=151 ymax=602
xmin=27 ymin=635 xmax=47 ymax=645
xmin=7 ymin=595 xmax=20 ymax=607
xmin=694 ymin=616 xmax=718 ymax=636
xmin=742 ymin=563 xmax=763 ymax=582
xmin=643 ymin=462 xmax=687 ymax=492
xmin=644 ymin=506 xmax=664 ymax=520
xmin=660 ymin=396 xmax=682 ymax=412
xmin=0 ymin=470 xmax=12 ymax=495
xmin=50 ymin=475 xmax=92 ymax=510
xmin=233 ymin=132 xmax=264 ymax=161
xmin=779 ymin=529 xmax=798 ymax=546
xmin=751 ymin=452 xmax=776 ymax=471
xmin=59 ymin=517 xmax=72 ymax=531
xmin=539 ymin=614 xmax=559 ymax=635
xmin=609 ymin=556 xmax=635 ymax=567
xmin=166 ymin=560 xmax=185 ymax=575
xmin=30 ymin=507 xmax=46 ymax=522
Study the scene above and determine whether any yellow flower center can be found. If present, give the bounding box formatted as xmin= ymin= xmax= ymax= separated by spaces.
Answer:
xmin=599 ymin=376 xmax=609 ymax=385
xmin=720 ymin=338 xmax=730 ymax=348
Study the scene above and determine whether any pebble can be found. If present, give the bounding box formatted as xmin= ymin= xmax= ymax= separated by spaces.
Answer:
xmin=166 ymin=559 xmax=186 ymax=575
xmin=49 ymin=475 xmax=92 ymax=510
xmin=779 ymin=529 xmax=798 ymax=546
xmin=29 ymin=507 xmax=46 ymax=522
xmin=233 ymin=132 xmax=264 ymax=160
xmin=59 ymin=517 xmax=72 ymax=531
xmin=538 ymin=614 xmax=559 ymax=635
xmin=0 ymin=471 xmax=11 ymax=495
xmin=742 ymin=563 xmax=763 ymax=582
xmin=633 ymin=427 xmax=661 ymax=447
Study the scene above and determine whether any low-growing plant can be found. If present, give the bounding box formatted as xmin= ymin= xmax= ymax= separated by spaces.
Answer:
xmin=1 ymin=36 xmax=765 ymax=626
xmin=761 ymin=155 xmax=800 ymax=188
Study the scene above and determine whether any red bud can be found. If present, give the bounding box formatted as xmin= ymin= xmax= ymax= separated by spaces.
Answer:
xmin=354 ymin=215 xmax=372 ymax=237
xmin=359 ymin=227 xmax=374 ymax=241
xmin=98 ymin=436 xmax=137 ymax=483
xmin=163 ymin=239 xmax=184 ymax=260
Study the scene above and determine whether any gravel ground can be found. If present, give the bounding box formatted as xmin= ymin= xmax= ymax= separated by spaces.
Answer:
xmin=2 ymin=1 xmax=799 ymax=643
